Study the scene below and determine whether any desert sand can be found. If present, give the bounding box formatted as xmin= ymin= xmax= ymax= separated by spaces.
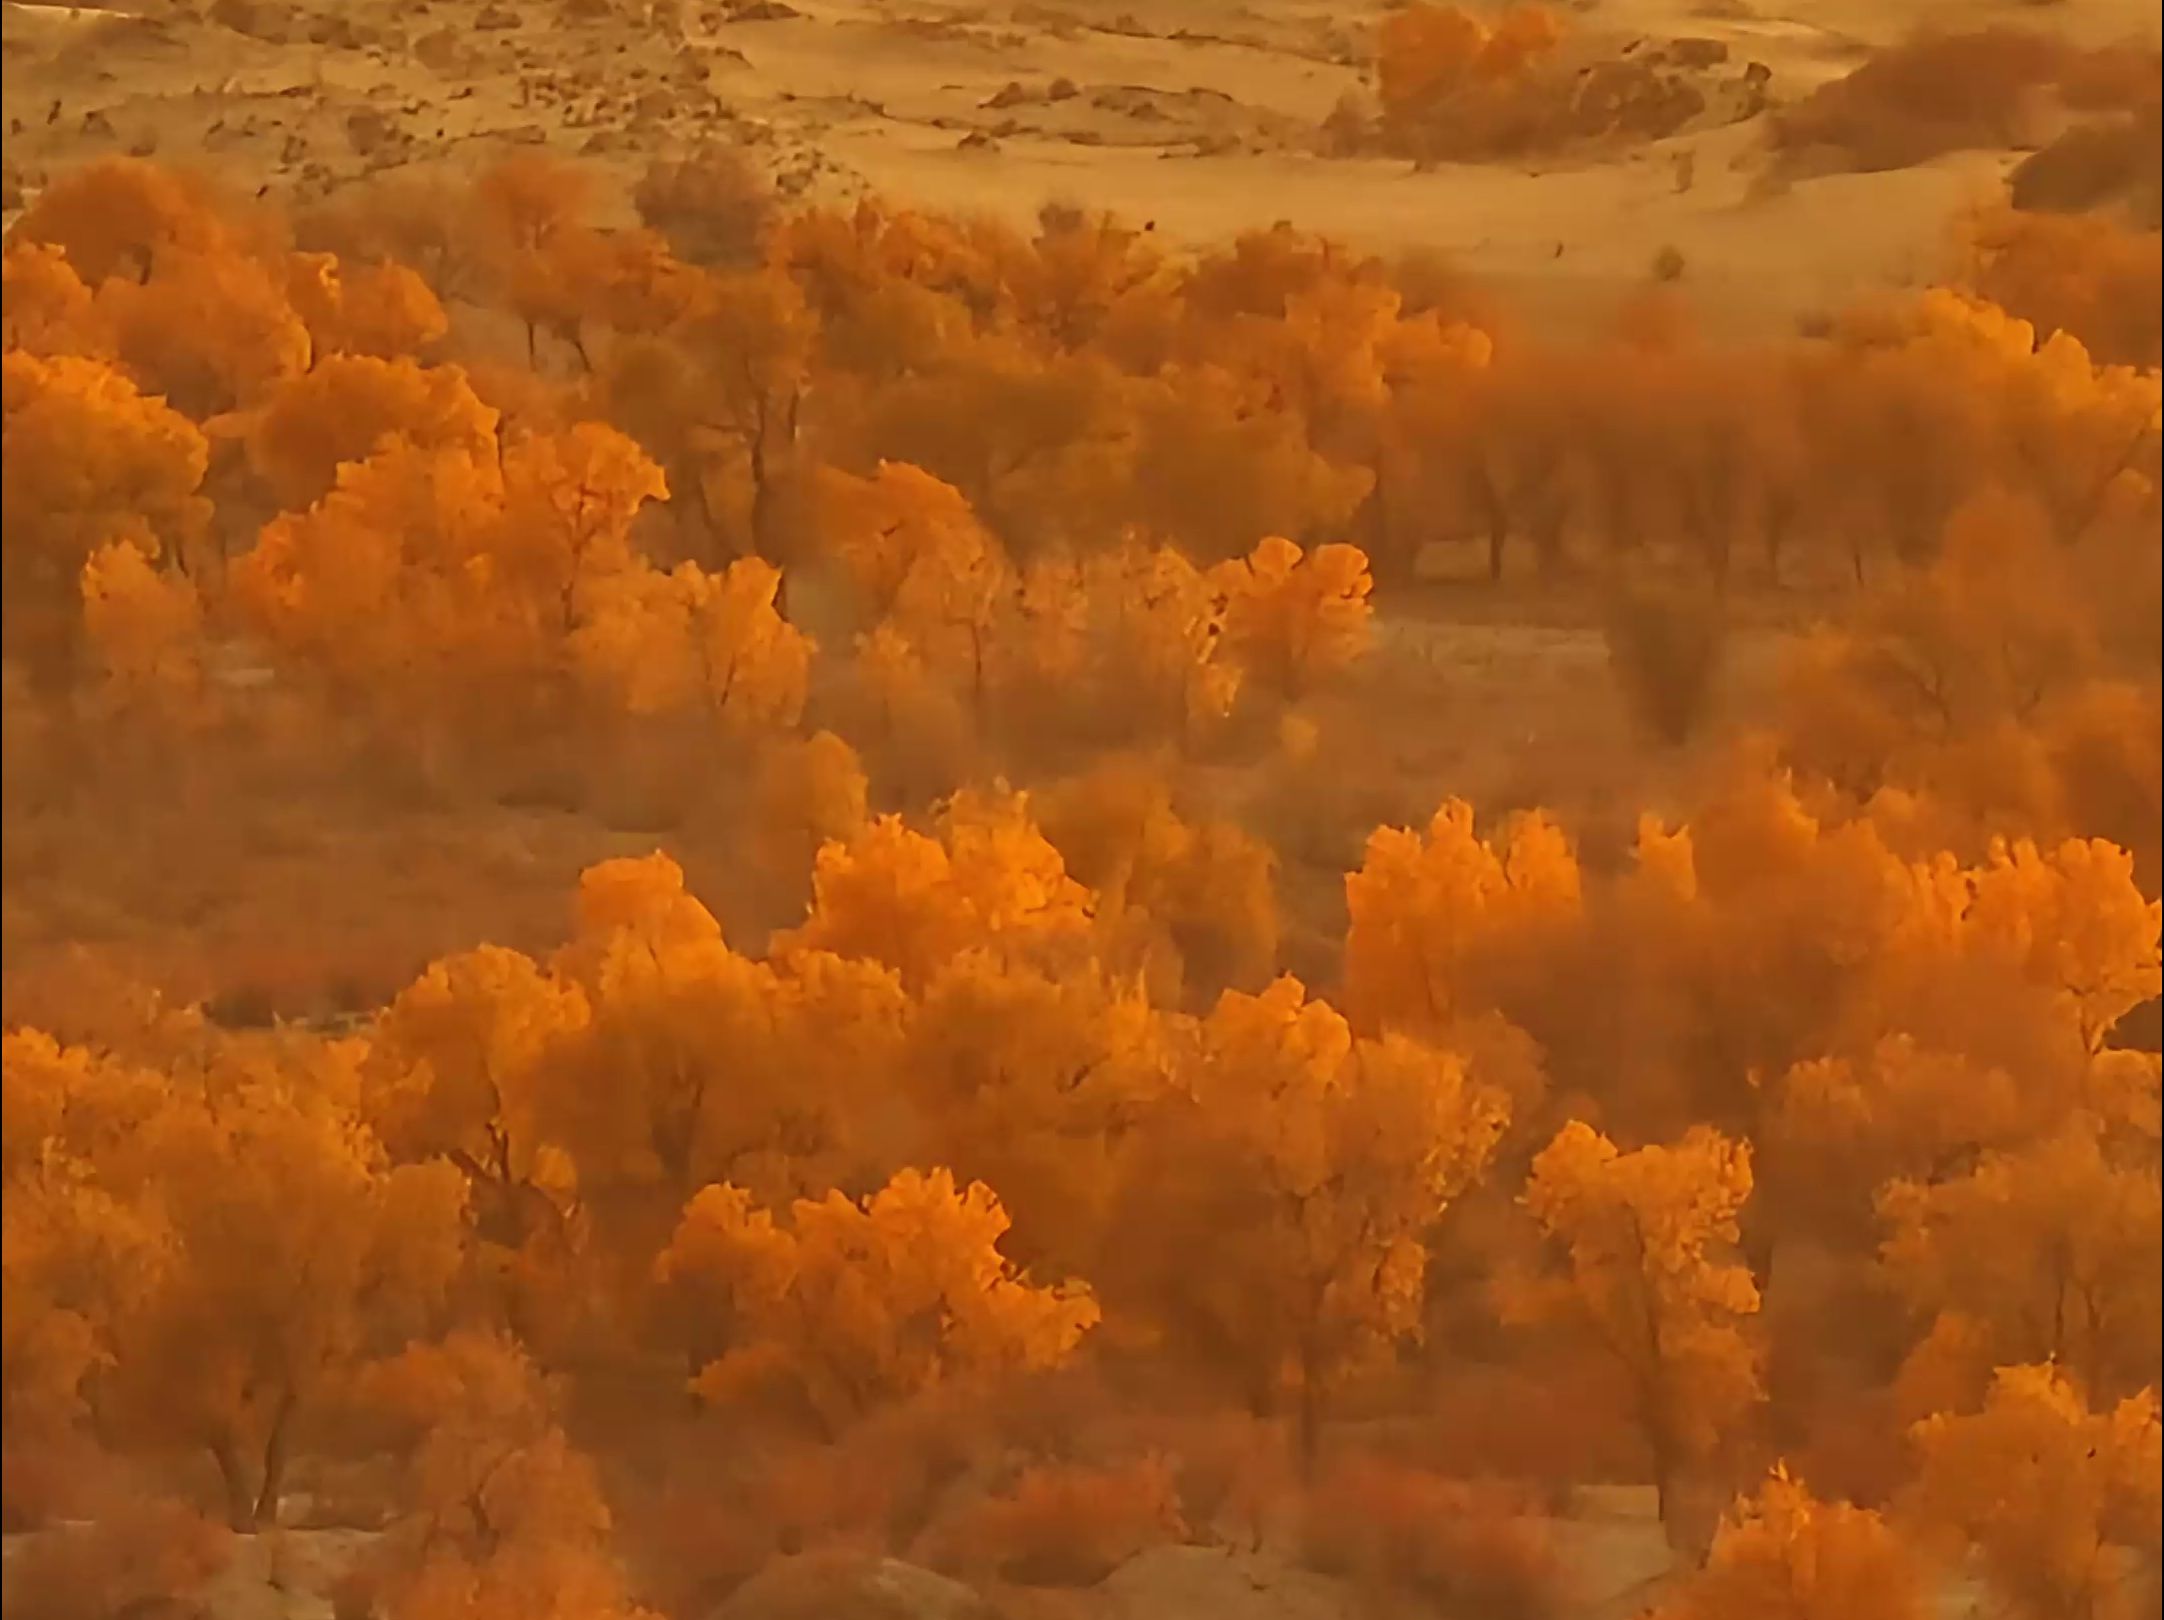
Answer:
xmin=7 ymin=0 xmax=2155 ymax=337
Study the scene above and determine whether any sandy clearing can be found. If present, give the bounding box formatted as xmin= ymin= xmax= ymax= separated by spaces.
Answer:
xmin=819 ymin=121 xmax=2010 ymax=331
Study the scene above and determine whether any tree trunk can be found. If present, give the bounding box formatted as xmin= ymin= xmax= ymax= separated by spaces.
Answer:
xmin=1295 ymin=1382 xmax=1321 ymax=1484
xmin=1647 ymin=1410 xmax=1683 ymax=1546
xmin=1294 ymin=1334 xmax=1323 ymax=1483
xmin=1471 ymin=466 xmax=1510 ymax=584
xmin=253 ymin=1393 xmax=297 ymax=1531
xmin=211 ymin=1437 xmax=257 ymax=1535
xmin=1763 ymin=498 xmax=1793 ymax=587
xmin=747 ymin=387 xmax=801 ymax=564
xmin=748 ymin=428 xmax=775 ymax=562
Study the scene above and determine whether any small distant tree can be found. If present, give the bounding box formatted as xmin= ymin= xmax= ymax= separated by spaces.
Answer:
xmin=9 ymin=156 xmax=246 ymax=286
xmin=244 ymin=355 xmax=499 ymax=514
xmin=1651 ymin=1466 xmax=1931 ymax=1620
xmin=633 ymin=147 xmax=774 ymax=270
xmin=365 ymin=1330 xmax=658 ymax=1620
xmin=1209 ymin=535 xmax=1375 ymax=699
xmin=1342 ymin=798 xmax=1582 ymax=1039
xmin=1604 ymin=582 xmax=1727 ymax=745
xmin=775 ymin=788 xmax=1098 ymax=991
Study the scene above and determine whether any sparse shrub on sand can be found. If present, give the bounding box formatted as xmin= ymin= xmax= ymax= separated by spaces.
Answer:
xmin=1774 ymin=28 xmax=2159 ymax=171
xmin=4 ymin=1498 xmax=233 ymax=1620
xmin=1299 ymin=1457 xmax=1566 ymax=1620
xmin=919 ymin=1456 xmax=1188 ymax=1588
xmin=1604 ymin=582 xmax=1726 ymax=745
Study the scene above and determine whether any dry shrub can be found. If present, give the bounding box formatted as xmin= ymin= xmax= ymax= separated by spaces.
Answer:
xmin=1299 ymin=1456 xmax=1565 ymax=1620
xmin=1783 ymin=1390 xmax=1914 ymax=1510
xmin=290 ymin=171 xmax=471 ymax=295
xmin=1774 ymin=28 xmax=2071 ymax=169
xmin=1389 ymin=247 xmax=1501 ymax=330
xmin=1965 ymin=208 xmax=2161 ymax=367
xmin=616 ymin=1478 xmax=783 ymax=1618
xmin=1121 ymin=1411 xmax=1295 ymax=1548
xmin=2010 ymin=104 xmax=2163 ymax=227
xmin=5 ymin=1498 xmax=232 ymax=1620
xmin=633 ymin=147 xmax=774 ymax=269
xmin=1374 ymin=3 xmax=1571 ymax=162
xmin=1 ymin=1430 xmax=107 ymax=1532
xmin=2055 ymin=43 xmax=2162 ymax=114
xmin=615 ymin=1406 xmax=986 ymax=1618
xmin=614 ymin=1447 xmax=897 ymax=1620
xmin=919 ymin=1457 xmax=1187 ymax=1588
xmin=1603 ymin=583 xmax=1726 ymax=745
xmin=1408 ymin=1357 xmax=1645 ymax=1502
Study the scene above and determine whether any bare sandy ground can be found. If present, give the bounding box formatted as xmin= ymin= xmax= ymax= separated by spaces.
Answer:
xmin=0 ymin=1503 xmax=2003 ymax=1620
xmin=5 ymin=0 xmax=2157 ymax=336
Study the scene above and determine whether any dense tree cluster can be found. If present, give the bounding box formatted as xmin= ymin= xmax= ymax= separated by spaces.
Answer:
xmin=1 ymin=149 xmax=2159 ymax=1617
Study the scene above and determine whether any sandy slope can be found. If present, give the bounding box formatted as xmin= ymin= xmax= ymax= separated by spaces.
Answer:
xmin=5 ymin=0 xmax=2156 ymax=334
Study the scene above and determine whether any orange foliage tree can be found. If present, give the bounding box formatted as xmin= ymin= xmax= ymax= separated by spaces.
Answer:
xmin=1374 ymin=3 xmax=1564 ymax=160
xmin=905 ymin=949 xmax=1172 ymax=1275
xmin=242 ymin=355 xmax=499 ymax=515
xmin=541 ymin=852 xmax=913 ymax=1214
xmin=1907 ymin=1364 xmax=2161 ymax=1620
xmin=96 ymin=246 xmax=312 ymax=417
xmin=1112 ymin=977 xmax=1509 ymax=1471
xmin=365 ymin=946 xmax=591 ymax=1255
xmin=1342 ymin=798 xmax=1582 ymax=1039
xmin=365 ymin=1330 xmax=659 ymax=1620
xmin=1209 ymin=535 xmax=1375 ymax=699
xmin=775 ymin=788 xmax=1098 ymax=990
xmin=1126 ymin=365 xmax=1373 ymax=563
xmin=9 ymin=157 xmax=258 ymax=287
xmin=1036 ymin=756 xmax=1281 ymax=1001
xmin=654 ymin=1166 xmax=1099 ymax=1434
xmin=1650 ymin=1466 xmax=1931 ymax=1620
xmin=1513 ymin=1122 xmax=1763 ymax=1536
xmin=284 ymin=250 xmax=449 ymax=362
xmin=7 ymin=1028 xmax=469 ymax=1530
xmin=1878 ymin=1119 xmax=2161 ymax=1404
xmin=1 ymin=242 xmax=113 ymax=359
xmin=2 ymin=350 xmax=211 ymax=684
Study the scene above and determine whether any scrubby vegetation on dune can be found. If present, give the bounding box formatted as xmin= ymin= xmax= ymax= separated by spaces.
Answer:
xmin=1772 ymin=25 xmax=2160 ymax=173
xmin=2 ymin=127 xmax=2159 ymax=1620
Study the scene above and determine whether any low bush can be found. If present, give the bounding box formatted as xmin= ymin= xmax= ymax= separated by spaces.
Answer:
xmin=1 ymin=1430 xmax=99 ymax=1532
xmin=1299 ymin=1456 xmax=1565 ymax=1620
xmin=1965 ymin=208 xmax=2161 ymax=367
xmin=920 ymin=1456 xmax=1187 ymax=1588
xmin=1772 ymin=28 xmax=2124 ymax=170
xmin=2010 ymin=98 xmax=2163 ymax=228
xmin=4 ymin=1497 xmax=232 ymax=1620
xmin=1604 ymin=583 xmax=1726 ymax=745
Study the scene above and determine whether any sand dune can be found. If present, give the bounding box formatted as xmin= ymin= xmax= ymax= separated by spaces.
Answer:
xmin=7 ymin=0 xmax=2154 ymax=333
